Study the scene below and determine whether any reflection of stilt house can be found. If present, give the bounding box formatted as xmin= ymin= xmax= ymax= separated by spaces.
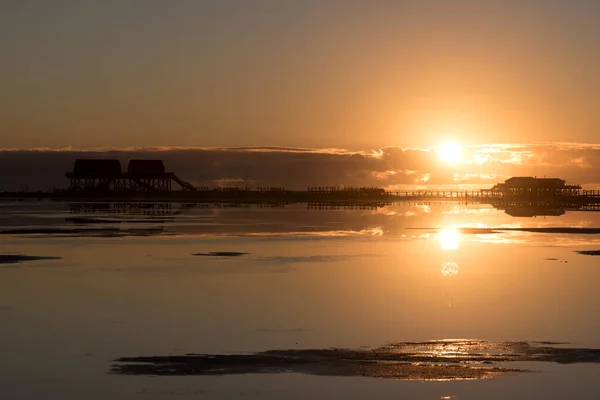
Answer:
xmin=66 ymin=159 xmax=196 ymax=192
xmin=483 ymin=177 xmax=581 ymax=200
xmin=492 ymin=204 xmax=567 ymax=217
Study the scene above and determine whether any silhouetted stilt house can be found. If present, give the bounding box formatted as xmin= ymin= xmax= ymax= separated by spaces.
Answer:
xmin=66 ymin=159 xmax=123 ymax=192
xmin=127 ymin=160 xmax=171 ymax=191
xmin=66 ymin=159 xmax=196 ymax=192
xmin=483 ymin=177 xmax=581 ymax=200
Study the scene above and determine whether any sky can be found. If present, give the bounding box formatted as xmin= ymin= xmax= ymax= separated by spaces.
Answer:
xmin=2 ymin=0 xmax=600 ymax=150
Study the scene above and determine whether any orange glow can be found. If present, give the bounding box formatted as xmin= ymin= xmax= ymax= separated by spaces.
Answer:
xmin=438 ymin=228 xmax=461 ymax=250
xmin=437 ymin=141 xmax=463 ymax=162
xmin=441 ymin=261 xmax=459 ymax=277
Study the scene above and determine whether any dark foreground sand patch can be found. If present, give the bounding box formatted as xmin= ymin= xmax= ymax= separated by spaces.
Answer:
xmin=112 ymin=355 xmax=513 ymax=380
xmin=0 ymin=254 xmax=61 ymax=264
xmin=575 ymin=250 xmax=600 ymax=256
xmin=193 ymin=252 xmax=249 ymax=257
xmin=111 ymin=340 xmax=600 ymax=380
xmin=262 ymin=255 xmax=353 ymax=263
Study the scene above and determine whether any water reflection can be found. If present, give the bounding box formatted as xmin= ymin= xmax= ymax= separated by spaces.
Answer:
xmin=438 ymin=229 xmax=461 ymax=250
xmin=3 ymin=201 xmax=600 ymax=243
xmin=437 ymin=229 xmax=460 ymax=307
xmin=111 ymin=340 xmax=600 ymax=379
xmin=441 ymin=261 xmax=459 ymax=277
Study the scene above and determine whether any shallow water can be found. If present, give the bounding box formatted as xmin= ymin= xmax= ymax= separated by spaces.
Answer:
xmin=1 ymin=201 xmax=600 ymax=399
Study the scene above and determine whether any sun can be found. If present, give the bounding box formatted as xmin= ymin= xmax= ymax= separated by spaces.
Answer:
xmin=437 ymin=141 xmax=463 ymax=162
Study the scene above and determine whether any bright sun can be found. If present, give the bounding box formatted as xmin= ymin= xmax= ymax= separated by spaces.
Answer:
xmin=437 ymin=141 xmax=463 ymax=162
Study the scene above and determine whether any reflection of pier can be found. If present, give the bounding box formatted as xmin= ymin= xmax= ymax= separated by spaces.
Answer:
xmin=68 ymin=201 xmax=393 ymax=214
xmin=491 ymin=202 xmax=600 ymax=217
xmin=492 ymin=203 xmax=566 ymax=218
xmin=201 ymin=202 xmax=291 ymax=209
xmin=65 ymin=200 xmax=600 ymax=221
xmin=70 ymin=202 xmax=181 ymax=216
xmin=307 ymin=201 xmax=392 ymax=211
xmin=580 ymin=204 xmax=600 ymax=212
xmin=68 ymin=201 xmax=296 ymax=215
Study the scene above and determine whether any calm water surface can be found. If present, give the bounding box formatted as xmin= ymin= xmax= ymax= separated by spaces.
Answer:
xmin=1 ymin=201 xmax=599 ymax=399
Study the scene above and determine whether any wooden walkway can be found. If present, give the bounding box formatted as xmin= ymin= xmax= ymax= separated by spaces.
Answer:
xmin=385 ymin=189 xmax=600 ymax=203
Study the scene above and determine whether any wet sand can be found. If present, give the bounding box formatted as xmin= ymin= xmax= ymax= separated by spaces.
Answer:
xmin=2 ymin=201 xmax=600 ymax=399
xmin=575 ymin=250 xmax=600 ymax=256
xmin=112 ymin=340 xmax=600 ymax=380
xmin=193 ymin=252 xmax=250 ymax=257
xmin=0 ymin=254 xmax=61 ymax=264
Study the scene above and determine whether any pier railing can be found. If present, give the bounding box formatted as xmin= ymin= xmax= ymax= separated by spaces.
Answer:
xmin=384 ymin=188 xmax=600 ymax=201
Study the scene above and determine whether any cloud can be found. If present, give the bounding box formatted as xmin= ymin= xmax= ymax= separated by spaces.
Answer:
xmin=1 ymin=143 xmax=599 ymax=191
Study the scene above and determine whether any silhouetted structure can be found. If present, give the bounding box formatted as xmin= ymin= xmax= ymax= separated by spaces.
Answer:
xmin=6 ymin=166 xmax=594 ymax=205
xmin=73 ymin=159 xmax=122 ymax=177
xmin=483 ymin=177 xmax=581 ymax=200
xmin=66 ymin=159 xmax=196 ymax=192
xmin=308 ymin=187 xmax=386 ymax=196
xmin=125 ymin=160 xmax=172 ymax=191
xmin=67 ymin=159 xmax=123 ymax=191
xmin=127 ymin=160 xmax=166 ymax=176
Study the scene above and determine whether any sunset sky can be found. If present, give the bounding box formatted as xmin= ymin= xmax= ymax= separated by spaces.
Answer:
xmin=3 ymin=1 xmax=600 ymax=150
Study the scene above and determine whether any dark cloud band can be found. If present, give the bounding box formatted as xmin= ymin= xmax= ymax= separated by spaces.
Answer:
xmin=1 ymin=144 xmax=598 ymax=191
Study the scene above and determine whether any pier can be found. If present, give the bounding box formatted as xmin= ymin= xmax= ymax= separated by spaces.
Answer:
xmin=0 ymin=160 xmax=599 ymax=208
xmin=388 ymin=188 xmax=600 ymax=202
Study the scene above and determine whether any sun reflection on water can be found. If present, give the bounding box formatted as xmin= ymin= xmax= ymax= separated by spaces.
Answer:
xmin=437 ymin=228 xmax=461 ymax=250
xmin=441 ymin=261 xmax=459 ymax=277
